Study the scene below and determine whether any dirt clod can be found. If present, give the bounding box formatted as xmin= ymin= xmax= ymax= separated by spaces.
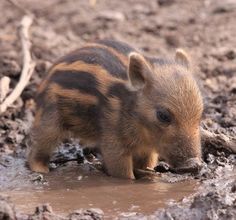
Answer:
xmin=154 ymin=162 xmax=170 ymax=173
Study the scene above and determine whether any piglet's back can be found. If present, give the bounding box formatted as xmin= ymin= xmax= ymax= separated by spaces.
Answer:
xmin=34 ymin=40 xmax=136 ymax=140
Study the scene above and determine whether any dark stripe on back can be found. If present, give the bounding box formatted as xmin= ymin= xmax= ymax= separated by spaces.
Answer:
xmin=108 ymin=82 xmax=137 ymax=113
xmin=57 ymin=47 xmax=128 ymax=80
xmin=48 ymin=70 xmax=111 ymax=135
xmin=49 ymin=70 xmax=99 ymax=96
xmin=96 ymin=39 xmax=136 ymax=55
xmin=57 ymin=97 xmax=100 ymax=135
xmin=49 ymin=70 xmax=108 ymax=106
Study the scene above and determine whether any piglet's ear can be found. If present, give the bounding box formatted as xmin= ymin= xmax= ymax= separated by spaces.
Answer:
xmin=128 ymin=52 xmax=153 ymax=91
xmin=175 ymin=49 xmax=191 ymax=69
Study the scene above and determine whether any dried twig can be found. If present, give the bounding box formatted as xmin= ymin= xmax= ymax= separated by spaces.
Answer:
xmin=201 ymin=127 xmax=236 ymax=153
xmin=0 ymin=16 xmax=35 ymax=114
xmin=0 ymin=76 xmax=10 ymax=102
xmin=51 ymin=158 xmax=78 ymax=165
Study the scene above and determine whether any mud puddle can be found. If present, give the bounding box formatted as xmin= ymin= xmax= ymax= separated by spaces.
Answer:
xmin=0 ymin=159 xmax=198 ymax=219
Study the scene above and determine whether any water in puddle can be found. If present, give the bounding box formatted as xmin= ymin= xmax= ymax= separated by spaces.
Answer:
xmin=1 ymin=160 xmax=197 ymax=219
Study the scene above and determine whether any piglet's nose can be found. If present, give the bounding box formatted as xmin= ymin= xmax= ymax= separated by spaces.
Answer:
xmin=175 ymin=157 xmax=202 ymax=174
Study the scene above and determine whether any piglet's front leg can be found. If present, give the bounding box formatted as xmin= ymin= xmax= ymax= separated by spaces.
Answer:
xmin=101 ymin=143 xmax=135 ymax=179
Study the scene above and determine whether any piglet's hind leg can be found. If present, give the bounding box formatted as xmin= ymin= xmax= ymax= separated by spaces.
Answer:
xmin=28 ymin=110 xmax=61 ymax=173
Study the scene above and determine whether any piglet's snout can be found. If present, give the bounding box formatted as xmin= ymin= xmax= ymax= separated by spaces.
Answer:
xmin=175 ymin=157 xmax=202 ymax=174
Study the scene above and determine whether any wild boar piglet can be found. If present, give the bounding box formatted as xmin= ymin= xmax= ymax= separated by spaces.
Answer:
xmin=28 ymin=40 xmax=203 ymax=179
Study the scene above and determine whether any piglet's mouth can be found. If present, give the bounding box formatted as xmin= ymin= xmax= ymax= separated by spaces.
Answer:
xmin=155 ymin=158 xmax=203 ymax=175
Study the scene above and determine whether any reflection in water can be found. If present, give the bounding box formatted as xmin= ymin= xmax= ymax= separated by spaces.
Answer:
xmin=1 ymin=162 xmax=197 ymax=218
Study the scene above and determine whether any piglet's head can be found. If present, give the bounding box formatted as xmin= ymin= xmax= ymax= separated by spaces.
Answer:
xmin=127 ymin=49 xmax=203 ymax=173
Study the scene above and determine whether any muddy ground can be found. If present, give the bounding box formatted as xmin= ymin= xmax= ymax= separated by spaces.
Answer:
xmin=0 ymin=0 xmax=236 ymax=219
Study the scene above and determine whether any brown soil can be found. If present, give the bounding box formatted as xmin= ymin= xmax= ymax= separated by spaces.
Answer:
xmin=0 ymin=0 xmax=236 ymax=219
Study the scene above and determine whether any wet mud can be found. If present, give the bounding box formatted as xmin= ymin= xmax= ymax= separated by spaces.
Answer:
xmin=0 ymin=0 xmax=236 ymax=219
xmin=1 ymin=160 xmax=198 ymax=219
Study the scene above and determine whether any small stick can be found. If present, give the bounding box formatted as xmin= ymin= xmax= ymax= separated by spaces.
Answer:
xmin=51 ymin=158 xmax=78 ymax=165
xmin=0 ymin=16 xmax=35 ymax=114
xmin=0 ymin=76 xmax=11 ymax=102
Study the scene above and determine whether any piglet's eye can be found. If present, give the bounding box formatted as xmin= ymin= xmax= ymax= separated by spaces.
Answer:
xmin=156 ymin=108 xmax=172 ymax=124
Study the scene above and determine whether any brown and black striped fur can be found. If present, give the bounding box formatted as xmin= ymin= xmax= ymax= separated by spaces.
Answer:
xmin=28 ymin=40 xmax=203 ymax=179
